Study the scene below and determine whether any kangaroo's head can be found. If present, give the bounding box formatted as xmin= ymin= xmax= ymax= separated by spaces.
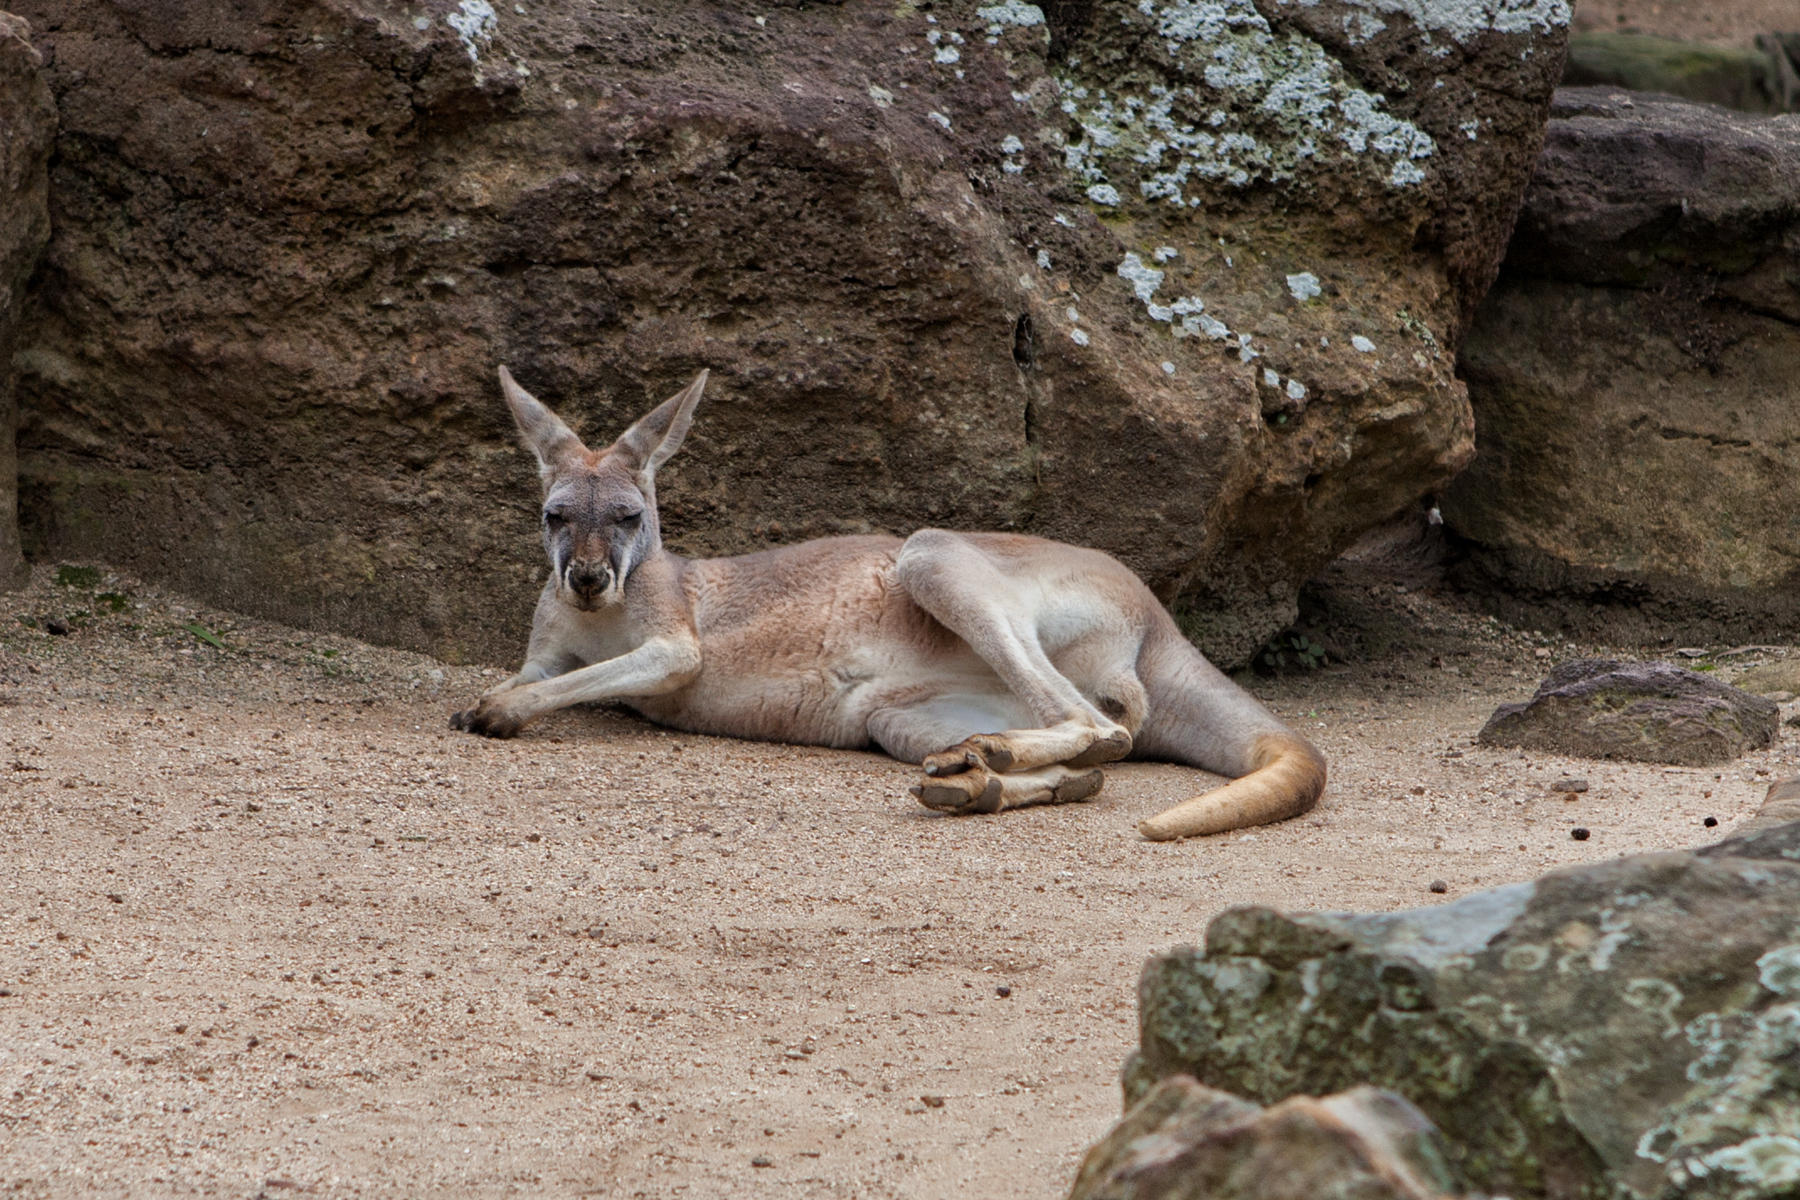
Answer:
xmin=496 ymin=366 xmax=708 ymax=611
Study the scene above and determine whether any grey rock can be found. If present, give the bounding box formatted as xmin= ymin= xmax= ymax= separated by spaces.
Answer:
xmin=1069 ymin=1075 xmax=1466 ymax=1200
xmin=0 ymin=11 xmax=53 ymax=591
xmin=1127 ymin=798 xmax=1800 ymax=1199
xmin=7 ymin=0 xmax=1567 ymax=666
xmin=1447 ymin=90 xmax=1800 ymax=644
xmin=1479 ymin=658 xmax=1779 ymax=766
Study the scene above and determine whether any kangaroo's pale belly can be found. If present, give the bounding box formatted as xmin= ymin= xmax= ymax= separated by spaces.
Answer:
xmin=624 ymin=537 xmax=988 ymax=746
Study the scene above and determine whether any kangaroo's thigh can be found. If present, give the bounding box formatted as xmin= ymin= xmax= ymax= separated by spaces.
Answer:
xmin=893 ymin=530 xmax=1105 ymax=729
xmin=868 ymin=693 xmax=1033 ymax=764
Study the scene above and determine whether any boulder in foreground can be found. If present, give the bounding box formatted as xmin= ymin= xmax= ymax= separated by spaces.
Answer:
xmin=1127 ymin=780 xmax=1800 ymax=1199
xmin=1069 ymin=1074 xmax=1465 ymax=1200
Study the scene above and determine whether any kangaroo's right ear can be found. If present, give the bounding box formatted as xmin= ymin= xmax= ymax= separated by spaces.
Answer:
xmin=497 ymin=366 xmax=583 ymax=477
xmin=613 ymin=369 xmax=709 ymax=482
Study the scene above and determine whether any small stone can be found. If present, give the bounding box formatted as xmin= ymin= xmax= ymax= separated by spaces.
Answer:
xmin=46 ymin=618 xmax=71 ymax=636
xmin=996 ymin=985 xmax=1012 ymax=998
xmin=1550 ymin=777 xmax=1588 ymax=793
xmin=1428 ymin=880 xmax=1448 ymax=894
xmin=1571 ymin=827 xmax=1590 ymax=841
xmin=921 ymin=1094 xmax=946 ymax=1108
xmin=751 ymin=1155 xmax=773 ymax=1168
xmin=1703 ymin=816 xmax=1718 ymax=828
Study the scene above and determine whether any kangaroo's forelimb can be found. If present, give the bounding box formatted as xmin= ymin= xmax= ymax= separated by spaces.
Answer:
xmin=452 ymin=633 xmax=701 ymax=738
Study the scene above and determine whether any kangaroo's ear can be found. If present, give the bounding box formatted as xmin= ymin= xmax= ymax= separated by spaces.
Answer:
xmin=613 ymin=370 xmax=709 ymax=479
xmin=497 ymin=366 xmax=583 ymax=475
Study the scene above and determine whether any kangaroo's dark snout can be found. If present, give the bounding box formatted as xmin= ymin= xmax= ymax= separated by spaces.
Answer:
xmin=567 ymin=560 xmax=613 ymax=599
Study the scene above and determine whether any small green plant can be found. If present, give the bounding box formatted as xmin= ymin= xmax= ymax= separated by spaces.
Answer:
xmin=184 ymin=621 xmax=227 ymax=650
xmin=54 ymin=565 xmax=101 ymax=589
xmin=97 ymin=591 xmax=130 ymax=613
xmin=1258 ymin=631 xmax=1328 ymax=672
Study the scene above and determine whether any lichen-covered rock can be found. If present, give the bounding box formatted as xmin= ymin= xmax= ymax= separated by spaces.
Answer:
xmin=1478 ymin=658 xmax=1780 ymax=766
xmin=1127 ymin=808 xmax=1800 ymax=1199
xmin=1069 ymin=1075 xmax=1466 ymax=1200
xmin=1446 ymin=89 xmax=1800 ymax=644
xmin=0 ymin=11 xmax=53 ymax=591
xmin=9 ymin=0 xmax=1567 ymax=665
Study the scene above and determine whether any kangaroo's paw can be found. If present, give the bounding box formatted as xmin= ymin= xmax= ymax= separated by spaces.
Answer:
xmin=1002 ymin=765 xmax=1107 ymax=809
xmin=911 ymin=766 xmax=1004 ymax=815
xmin=922 ymin=735 xmax=1015 ymax=777
xmin=451 ymin=695 xmax=527 ymax=739
xmin=1049 ymin=767 xmax=1105 ymax=805
xmin=1067 ymin=727 xmax=1133 ymax=768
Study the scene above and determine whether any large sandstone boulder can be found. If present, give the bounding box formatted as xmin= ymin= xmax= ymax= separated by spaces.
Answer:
xmin=0 ymin=11 xmax=53 ymax=591
xmin=1447 ymin=89 xmax=1800 ymax=644
xmin=1069 ymin=1075 xmax=1466 ymax=1200
xmin=12 ymin=0 xmax=1567 ymax=665
xmin=1125 ymin=783 xmax=1800 ymax=1199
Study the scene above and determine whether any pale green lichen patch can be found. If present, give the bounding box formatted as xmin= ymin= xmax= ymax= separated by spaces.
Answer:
xmin=1757 ymin=945 xmax=1800 ymax=997
xmin=1054 ymin=0 xmax=1437 ymax=207
xmin=1269 ymin=0 xmax=1571 ymax=46
xmin=446 ymin=0 xmax=497 ymax=63
xmin=1699 ymin=1136 xmax=1800 ymax=1193
xmin=977 ymin=0 xmax=1046 ymax=28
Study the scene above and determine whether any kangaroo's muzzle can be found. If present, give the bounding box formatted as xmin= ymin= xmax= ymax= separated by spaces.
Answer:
xmin=565 ymin=560 xmax=615 ymax=605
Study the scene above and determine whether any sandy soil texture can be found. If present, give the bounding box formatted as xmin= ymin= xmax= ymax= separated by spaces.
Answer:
xmin=2 ymin=562 xmax=1796 ymax=1198
xmin=1572 ymin=0 xmax=1798 ymax=44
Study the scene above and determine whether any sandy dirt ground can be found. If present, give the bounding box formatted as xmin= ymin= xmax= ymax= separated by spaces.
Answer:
xmin=6 ymin=1 xmax=1796 ymax=1192
xmin=1571 ymin=0 xmax=1799 ymax=44
xmin=2 ymin=559 xmax=1796 ymax=1199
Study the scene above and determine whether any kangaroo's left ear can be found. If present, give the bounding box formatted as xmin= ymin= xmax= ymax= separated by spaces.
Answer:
xmin=614 ymin=369 xmax=709 ymax=480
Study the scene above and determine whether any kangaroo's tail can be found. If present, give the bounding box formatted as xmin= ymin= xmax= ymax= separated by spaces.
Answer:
xmin=1132 ymin=622 xmax=1328 ymax=841
xmin=1137 ymin=731 xmax=1326 ymax=841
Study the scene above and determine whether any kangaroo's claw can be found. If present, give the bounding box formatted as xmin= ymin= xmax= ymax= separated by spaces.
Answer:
xmin=452 ymin=700 xmax=524 ymax=739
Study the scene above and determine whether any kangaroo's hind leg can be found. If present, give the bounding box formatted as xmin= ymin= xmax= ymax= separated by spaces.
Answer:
xmin=868 ymin=698 xmax=1107 ymax=814
xmin=892 ymin=530 xmax=1138 ymax=784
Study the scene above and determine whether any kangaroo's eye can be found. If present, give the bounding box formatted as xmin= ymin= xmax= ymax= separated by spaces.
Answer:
xmin=619 ymin=511 xmax=643 ymax=526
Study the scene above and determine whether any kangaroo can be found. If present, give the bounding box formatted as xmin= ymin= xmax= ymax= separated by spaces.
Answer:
xmin=451 ymin=368 xmax=1326 ymax=840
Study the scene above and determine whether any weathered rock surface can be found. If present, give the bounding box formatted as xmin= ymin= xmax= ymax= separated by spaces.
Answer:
xmin=10 ymin=0 xmax=1568 ymax=665
xmin=1126 ymin=801 xmax=1800 ymax=1199
xmin=1447 ymin=89 xmax=1800 ymax=644
xmin=0 ymin=11 xmax=53 ymax=591
xmin=1562 ymin=32 xmax=1800 ymax=113
xmin=1069 ymin=1074 xmax=1465 ymax=1200
xmin=1479 ymin=658 xmax=1780 ymax=765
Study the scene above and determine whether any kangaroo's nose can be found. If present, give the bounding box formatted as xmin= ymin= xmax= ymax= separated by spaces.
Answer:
xmin=568 ymin=561 xmax=612 ymax=596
